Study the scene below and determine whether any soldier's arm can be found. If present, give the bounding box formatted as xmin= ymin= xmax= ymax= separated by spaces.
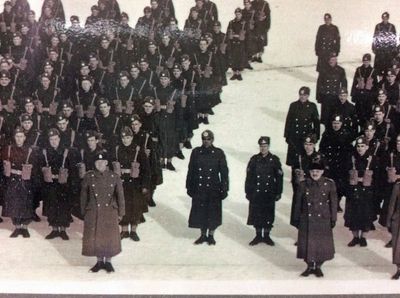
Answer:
xmin=186 ymin=150 xmax=196 ymax=195
xmin=245 ymin=156 xmax=256 ymax=197
xmin=328 ymin=180 xmax=338 ymax=223
xmin=341 ymin=68 xmax=348 ymax=89
xmin=312 ymin=104 xmax=321 ymax=140
xmin=219 ymin=149 xmax=229 ymax=193
xmin=315 ymin=26 xmax=322 ymax=55
xmin=387 ymin=183 xmax=400 ymax=228
xmin=80 ymin=174 xmax=89 ymax=216
xmin=274 ymin=156 xmax=284 ymax=195
xmin=292 ymin=181 xmax=305 ymax=227
xmin=115 ymin=175 xmax=125 ymax=218
xmin=283 ymin=103 xmax=294 ymax=140
xmin=335 ymin=26 xmax=341 ymax=54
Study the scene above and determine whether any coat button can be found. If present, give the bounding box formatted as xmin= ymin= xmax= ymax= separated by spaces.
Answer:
xmin=257 ymin=189 xmax=260 ymax=192
xmin=318 ymin=214 xmax=321 ymax=217
xmin=92 ymin=184 xmax=95 ymax=187
xmin=206 ymin=184 xmax=210 ymax=187
xmin=309 ymin=214 xmax=311 ymax=217
xmin=200 ymin=176 xmax=203 ymax=179
xmin=319 ymin=202 xmax=322 ymax=205
xmin=199 ymin=184 xmax=202 ymax=186
xmin=257 ymin=175 xmax=260 ymax=178
xmin=308 ymin=203 xmax=311 ymax=206
xmin=108 ymin=194 xmax=111 ymax=197
xmin=97 ymin=204 xmax=100 ymax=207
xmin=257 ymin=182 xmax=260 ymax=185
xmin=105 ymin=204 xmax=109 ymax=207
xmin=199 ymin=168 xmax=202 ymax=171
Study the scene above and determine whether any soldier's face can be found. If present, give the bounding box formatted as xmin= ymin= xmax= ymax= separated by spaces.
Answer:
xmin=44 ymin=65 xmax=53 ymax=74
xmin=364 ymin=129 xmax=375 ymax=140
xmin=41 ymin=77 xmax=50 ymax=88
xmin=25 ymin=102 xmax=34 ymax=114
xmin=259 ymin=144 xmax=269 ymax=155
xmin=195 ymin=1 xmax=204 ymax=8
xmin=244 ymin=3 xmax=251 ymax=9
xmin=22 ymin=120 xmax=33 ymax=131
xmin=89 ymin=58 xmax=99 ymax=68
xmin=148 ymin=45 xmax=156 ymax=54
xmin=99 ymin=103 xmax=110 ymax=115
xmin=130 ymin=67 xmax=140 ymax=78
xmin=332 ymin=121 xmax=342 ymax=131
xmin=172 ymin=69 xmax=181 ymax=78
xmin=62 ymin=107 xmax=72 ymax=117
xmin=119 ymin=76 xmax=129 ymax=87
xmin=374 ymin=112 xmax=384 ymax=122
xmin=0 ymin=77 xmax=10 ymax=86
xmin=213 ymin=25 xmax=220 ymax=33
xmin=59 ymin=34 xmax=67 ymax=42
xmin=382 ymin=16 xmax=389 ymax=24
xmin=87 ymin=136 xmax=98 ymax=150
xmin=122 ymin=135 xmax=133 ymax=146
xmin=310 ymin=169 xmax=324 ymax=181
xmin=28 ymin=13 xmax=35 ymax=22
xmin=56 ymin=119 xmax=68 ymax=132
xmin=140 ymin=62 xmax=149 ymax=71
xmin=235 ymin=12 xmax=242 ymax=20
xmin=80 ymin=66 xmax=90 ymax=76
xmin=191 ymin=11 xmax=199 ymax=19
xmin=304 ymin=142 xmax=315 ymax=155
xmin=162 ymin=36 xmax=170 ymax=45
xmin=143 ymin=103 xmax=154 ymax=114
xmin=95 ymin=159 xmax=108 ymax=172
xmin=299 ymin=94 xmax=309 ymax=102
xmin=92 ymin=9 xmax=99 ymax=16
xmin=339 ymin=93 xmax=347 ymax=102
xmin=14 ymin=132 xmax=26 ymax=147
xmin=101 ymin=40 xmax=109 ymax=49
xmin=49 ymin=135 xmax=60 ymax=149
xmin=150 ymin=1 xmax=158 ymax=9
xmin=202 ymin=137 xmax=213 ymax=148
xmin=81 ymin=80 xmax=92 ymax=91
xmin=181 ymin=60 xmax=190 ymax=69
xmin=356 ymin=144 xmax=368 ymax=155
xmin=13 ymin=37 xmax=22 ymax=46
xmin=362 ymin=60 xmax=370 ymax=67
xmin=160 ymin=77 xmax=170 ymax=87
xmin=51 ymin=37 xmax=59 ymax=47
xmin=121 ymin=17 xmax=129 ymax=25
xmin=4 ymin=5 xmax=11 ymax=13
xmin=387 ymin=74 xmax=396 ymax=83
xmin=328 ymin=57 xmax=337 ymax=67
xmin=378 ymin=94 xmax=387 ymax=104
xmin=49 ymin=52 xmax=58 ymax=61
xmin=199 ymin=41 xmax=208 ymax=51
xmin=324 ymin=17 xmax=332 ymax=25
xmin=131 ymin=120 xmax=142 ymax=133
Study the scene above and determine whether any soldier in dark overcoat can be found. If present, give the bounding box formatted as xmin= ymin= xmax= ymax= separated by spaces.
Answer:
xmin=186 ymin=130 xmax=229 ymax=245
xmin=245 ymin=136 xmax=283 ymax=246
xmin=345 ymin=136 xmax=378 ymax=247
xmin=284 ymin=86 xmax=320 ymax=167
xmin=315 ymin=13 xmax=340 ymax=73
xmin=316 ymin=53 xmax=347 ymax=126
xmin=293 ymin=161 xmax=337 ymax=277
xmin=80 ymin=152 xmax=125 ymax=273
xmin=227 ymin=8 xmax=247 ymax=81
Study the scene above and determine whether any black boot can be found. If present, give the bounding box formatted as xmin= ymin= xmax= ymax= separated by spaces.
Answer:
xmin=176 ymin=150 xmax=185 ymax=160
xmin=300 ymin=266 xmax=313 ymax=277
xmin=207 ymin=235 xmax=216 ymax=245
xmin=10 ymin=229 xmax=21 ymax=238
xmin=347 ymin=237 xmax=359 ymax=247
xmin=194 ymin=235 xmax=208 ymax=245
xmin=203 ymin=117 xmax=209 ymax=125
xmin=104 ymin=262 xmax=115 ymax=273
xmin=148 ymin=197 xmax=156 ymax=207
xmin=392 ymin=270 xmax=400 ymax=280
xmin=45 ymin=230 xmax=60 ymax=239
xmin=359 ymin=237 xmax=367 ymax=247
xmin=184 ymin=140 xmax=192 ymax=149
xmin=249 ymin=235 xmax=263 ymax=246
xmin=237 ymin=74 xmax=243 ymax=81
xmin=314 ymin=267 xmax=324 ymax=277
xmin=59 ymin=231 xmax=69 ymax=240
xmin=89 ymin=261 xmax=104 ymax=273
xmin=21 ymin=229 xmax=30 ymax=238
xmin=0 ymin=217 xmax=2 ymax=223
xmin=263 ymin=234 xmax=275 ymax=246
xmin=386 ymin=239 xmax=393 ymax=248
xmin=230 ymin=74 xmax=237 ymax=80
xmin=166 ymin=162 xmax=175 ymax=171
xmin=130 ymin=231 xmax=140 ymax=241
xmin=120 ymin=231 xmax=130 ymax=239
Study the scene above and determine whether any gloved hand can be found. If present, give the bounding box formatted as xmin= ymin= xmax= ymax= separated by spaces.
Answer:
xmin=293 ymin=221 xmax=299 ymax=229
xmin=245 ymin=194 xmax=250 ymax=200
xmin=221 ymin=191 xmax=228 ymax=200
xmin=275 ymin=194 xmax=282 ymax=201
xmin=331 ymin=221 xmax=336 ymax=228
xmin=187 ymin=190 xmax=194 ymax=197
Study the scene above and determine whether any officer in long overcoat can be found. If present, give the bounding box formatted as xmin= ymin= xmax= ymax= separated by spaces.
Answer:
xmin=387 ymin=181 xmax=400 ymax=279
xmin=80 ymin=152 xmax=125 ymax=273
xmin=245 ymin=136 xmax=283 ymax=246
xmin=186 ymin=130 xmax=229 ymax=245
xmin=293 ymin=161 xmax=337 ymax=278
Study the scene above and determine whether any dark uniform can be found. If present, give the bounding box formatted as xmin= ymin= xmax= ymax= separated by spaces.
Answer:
xmin=284 ymin=86 xmax=320 ymax=167
xmin=186 ymin=130 xmax=228 ymax=245
xmin=245 ymin=136 xmax=283 ymax=246
xmin=387 ymin=182 xmax=400 ymax=279
xmin=293 ymin=163 xmax=337 ymax=277
xmin=315 ymin=13 xmax=340 ymax=72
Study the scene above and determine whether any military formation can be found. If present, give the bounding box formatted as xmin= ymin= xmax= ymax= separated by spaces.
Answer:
xmin=0 ymin=0 xmax=272 ymax=273
xmin=284 ymin=11 xmax=400 ymax=278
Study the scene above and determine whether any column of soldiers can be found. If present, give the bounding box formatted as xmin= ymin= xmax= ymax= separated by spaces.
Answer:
xmin=0 ymin=0 xmax=272 ymax=272
xmin=284 ymin=11 xmax=400 ymax=278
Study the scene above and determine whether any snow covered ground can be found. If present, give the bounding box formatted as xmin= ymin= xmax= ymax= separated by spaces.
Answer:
xmin=2 ymin=0 xmax=400 ymax=295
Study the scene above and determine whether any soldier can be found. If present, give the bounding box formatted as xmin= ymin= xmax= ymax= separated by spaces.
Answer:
xmin=80 ymin=151 xmax=125 ymax=273
xmin=227 ymin=8 xmax=246 ymax=80
xmin=292 ymin=161 xmax=338 ymax=277
xmin=331 ymin=87 xmax=358 ymax=139
xmin=351 ymin=53 xmax=378 ymax=126
xmin=2 ymin=126 xmax=37 ymax=238
xmin=96 ymin=97 xmax=122 ymax=152
xmin=372 ymin=12 xmax=397 ymax=77
xmin=41 ymin=128 xmax=76 ymax=240
xmin=250 ymin=0 xmax=270 ymax=63
xmin=245 ymin=136 xmax=283 ymax=246
xmin=186 ymin=130 xmax=229 ymax=245
xmin=345 ymin=136 xmax=378 ymax=247
xmin=315 ymin=13 xmax=340 ymax=73
xmin=284 ymin=86 xmax=320 ymax=167
xmin=319 ymin=114 xmax=353 ymax=211
xmin=386 ymin=179 xmax=400 ymax=279
xmin=113 ymin=126 xmax=150 ymax=241
xmin=316 ymin=53 xmax=347 ymax=126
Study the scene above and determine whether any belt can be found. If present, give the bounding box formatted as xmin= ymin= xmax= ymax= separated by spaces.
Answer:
xmin=121 ymin=169 xmax=131 ymax=174
xmin=357 ymin=178 xmax=363 ymax=182
xmin=52 ymin=174 xmax=59 ymax=179
xmin=10 ymin=169 xmax=22 ymax=175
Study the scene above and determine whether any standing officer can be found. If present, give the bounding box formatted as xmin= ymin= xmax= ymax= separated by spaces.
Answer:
xmin=245 ymin=136 xmax=283 ymax=246
xmin=284 ymin=86 xmax=320 ymax=167
xmin=315 ymin=13 xmax=340 ymax=73
xmin=293 ymin=161 xmax=338 ymax=277
xmin=186 ymin=130 xmax=229 ymax=245
xmin=80 ymin=152 xmax=125 ymax=273
xmin=387 ymin=180 xmax=400 ymax=279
